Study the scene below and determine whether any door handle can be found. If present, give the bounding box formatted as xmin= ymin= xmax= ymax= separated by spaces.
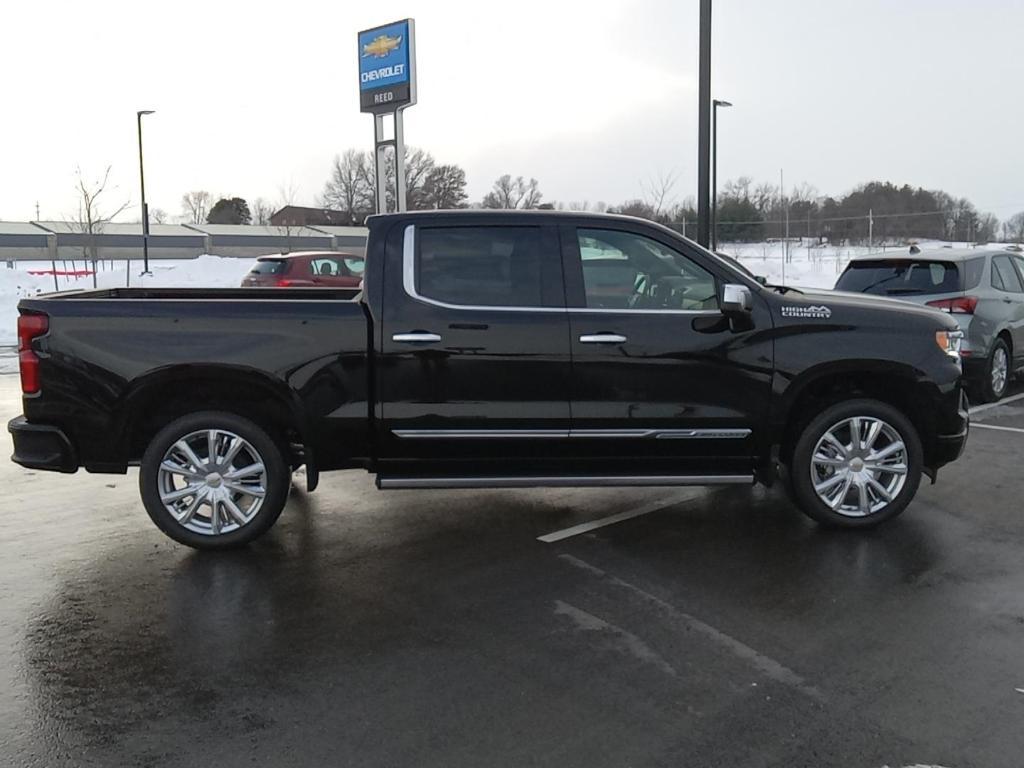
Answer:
xmin=392 ymin=332 xmax=442 ymax=343
xmin=579 ymin=333 xmax=627 ymax=344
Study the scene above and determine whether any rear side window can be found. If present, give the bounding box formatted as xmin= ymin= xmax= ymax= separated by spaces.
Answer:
xmin=417 ymin=227 xmax=551 ymax=307
xmin=251 ymin=259 xmax=285 ymax=275
xmin=962 ymin=257 xmax=986 ymax=290
xmin=992 ymin=255 xmax=1024 ymax=293
xmin=835 ymin=259 xmax=961 ymax=295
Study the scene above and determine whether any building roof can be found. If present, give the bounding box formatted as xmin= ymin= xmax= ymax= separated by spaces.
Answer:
xmin=309 ymin=225 xmax=369 ymax=237
xmin=184 ymin=224 xmax=328 ymax=238
xmin=0 ymin=221 xmax=51 ymax=236
xmin=33 ymin=221 xmax=200 ymax=236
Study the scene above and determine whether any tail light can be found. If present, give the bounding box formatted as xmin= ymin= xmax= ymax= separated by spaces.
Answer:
xmin=276 ymin=278 xmax=296 ymax=287
xmin=17 ymin=312 xmax=49 ymax=394
xmin=927 ymin=296 xmax=977 ymax=314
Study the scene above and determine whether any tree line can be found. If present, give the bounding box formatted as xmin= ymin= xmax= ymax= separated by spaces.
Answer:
xmin=72 ymin=149 xmax=1019 ymax=245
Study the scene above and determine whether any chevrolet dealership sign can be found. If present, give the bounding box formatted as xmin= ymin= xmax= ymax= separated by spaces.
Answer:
xmin=358 ymin=19 xmax=417 ymax=114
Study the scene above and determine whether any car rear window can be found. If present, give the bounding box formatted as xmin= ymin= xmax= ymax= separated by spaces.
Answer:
xmin=251 ymin=259 xmax=285 ymax=275
xmin=835 ymin=259 xmax=968 ymax=295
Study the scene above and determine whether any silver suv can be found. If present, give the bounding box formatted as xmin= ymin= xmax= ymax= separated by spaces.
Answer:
xmin=836 ymin=247 xmax=1024 ymax=401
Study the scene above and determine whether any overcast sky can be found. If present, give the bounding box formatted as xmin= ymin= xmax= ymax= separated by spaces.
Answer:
xmin=2 ymin=0 xmax=1023 ymax=223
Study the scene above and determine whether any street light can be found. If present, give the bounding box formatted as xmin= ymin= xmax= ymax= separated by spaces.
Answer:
xmin=711 ymin=99 xmax=732 ymax=251
xmin=136 ymin=110 xmax=155 ymax=276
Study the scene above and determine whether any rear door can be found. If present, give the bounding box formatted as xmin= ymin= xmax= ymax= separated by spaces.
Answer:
xmin=378 ymin=219 xmax=571 ymax=471
xmin=992 ymin=254 xmax=1024 ymax=363
xmin=561 ymin=222 xmax=773 ymax=477
xmin=310 ymin=255 xmax=364 ymax=288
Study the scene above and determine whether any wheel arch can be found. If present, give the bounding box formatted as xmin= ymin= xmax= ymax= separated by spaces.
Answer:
xmin=775 ymin=361 xmax=936 ymax=468
xmin=116 ymin=365 xmax=314 ymax=476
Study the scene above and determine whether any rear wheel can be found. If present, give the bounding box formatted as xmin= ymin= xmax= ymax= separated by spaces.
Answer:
xmin=790 ymin=399 xmax=922 ymax=528
xmin=140 ymin=411 xmax=290 ymax=549
xmin=977 ymin=338 xmax=1010 ymax=403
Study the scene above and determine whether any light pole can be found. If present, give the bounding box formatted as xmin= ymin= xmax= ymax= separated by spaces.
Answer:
xmin=696 ymin=0 xmax=712 ymax=247
xmin=711 ymin=99 xmax=732 ymax=251
xmin=136 ymin=110 xmax=155 ymax=275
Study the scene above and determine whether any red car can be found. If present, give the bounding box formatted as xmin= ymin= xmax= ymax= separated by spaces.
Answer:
xmin=241 ymin=251 xmax=365 ymax=288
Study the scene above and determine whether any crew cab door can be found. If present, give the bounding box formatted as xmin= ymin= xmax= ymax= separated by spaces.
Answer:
xmin=561 ymin=223 xmax=773 ymax=477
xmin=377 ymin=220 xmax=570 ymax=471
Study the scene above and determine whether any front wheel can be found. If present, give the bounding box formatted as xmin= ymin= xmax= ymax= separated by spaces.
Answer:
xmin=139 ymin=411 xmax=290 ymax=549
xmin=790 ymin=399 xmax=923 ymax=528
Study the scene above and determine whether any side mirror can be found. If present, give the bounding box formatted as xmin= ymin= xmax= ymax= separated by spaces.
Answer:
xmin=754 ymin=275 xmax=768 ymax=285
xmin=721 ymin=283 xmax=753 ymax=315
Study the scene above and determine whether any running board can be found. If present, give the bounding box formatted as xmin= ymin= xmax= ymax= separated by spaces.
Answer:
xmin=376 ymin=474 xmax=755 ymax=490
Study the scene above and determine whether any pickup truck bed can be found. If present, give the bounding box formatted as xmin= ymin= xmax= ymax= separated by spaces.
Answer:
xmin=15 ymin=286 xmax=371 ymax=480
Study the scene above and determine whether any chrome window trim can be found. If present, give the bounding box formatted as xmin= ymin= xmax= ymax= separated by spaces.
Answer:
xmin=393 ymin=428 xmax=751 ymax=440
xmin=401 ymin=224 xmax=721 ymax=316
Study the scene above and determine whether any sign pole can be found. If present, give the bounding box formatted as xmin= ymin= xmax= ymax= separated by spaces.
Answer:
xmin=358 ymin=19 xmax=417 ymax=216
xmin=696 ymin=0 xmax=712 ymax=248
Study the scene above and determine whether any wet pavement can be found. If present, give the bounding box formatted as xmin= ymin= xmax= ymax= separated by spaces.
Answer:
xmin=2 ymin=375 xmax=1024 ymax=767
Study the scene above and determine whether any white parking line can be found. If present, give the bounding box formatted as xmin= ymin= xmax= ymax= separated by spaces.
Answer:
xmin=971 ymin=423 xmax=1024 ymax=435
xmin=537 ymin=495 xmax=694 ymax=543
xmin=969 ymin=391 xmax=1024 ymax=415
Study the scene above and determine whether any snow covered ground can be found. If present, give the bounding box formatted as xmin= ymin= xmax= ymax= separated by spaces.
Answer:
xmin=0 ymin=255 xmax=256 ymax=348
xmin=0 ymin=239 xmax=980 ymax=355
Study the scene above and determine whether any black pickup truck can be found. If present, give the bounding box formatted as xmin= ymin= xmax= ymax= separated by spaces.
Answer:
xmin=9 ymin=211 xmax=969 ymax=549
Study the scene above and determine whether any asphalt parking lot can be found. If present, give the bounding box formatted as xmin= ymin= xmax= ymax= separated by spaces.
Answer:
xmin=2 ymin=376 xmax=1024 ymax=768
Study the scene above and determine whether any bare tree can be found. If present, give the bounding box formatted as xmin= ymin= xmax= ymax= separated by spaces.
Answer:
xmin=422 ymin=164 xmax=468 ymax=209
xmin=150 ymin=208 xmax=167 ymax=225
xmin=66 ymin=166 xmax=129 ymax=288
xmin=319 ymin=150 xmax=375 ymax=222
xmin=481 ymin=175 xmax=543 ymax=209
xmin=641 ymin=171 xmax=678 ymax=217
xmin=251 ymin=197 xmax=274 ymax=226
xmin=181 ymin=191 xmax=211 ymax=224
xmin=275 ymin=181 xmax=302 ymax=253
xmin=1003 ymin=212 xmax=1024 ymax=244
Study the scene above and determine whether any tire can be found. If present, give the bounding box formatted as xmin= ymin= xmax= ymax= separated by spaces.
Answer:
xmin=789 ymin=399 xmax=923 ymax=529
xmin=140 ymin=411 xmax=290 ymax=549
xmin=977 ymin=338 xmax=1010 ymax=403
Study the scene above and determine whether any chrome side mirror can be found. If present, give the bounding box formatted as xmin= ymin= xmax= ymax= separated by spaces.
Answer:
xmin=721 ymin=283 xmax=753 ymax=315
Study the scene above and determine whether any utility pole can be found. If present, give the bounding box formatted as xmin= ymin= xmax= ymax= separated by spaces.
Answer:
xmin=780 ymin=168 xmax=786 ymax=285
xmin=35 ymin=201 xmax=40 ymax=221
xmin=696 ymin=0 xmax=712 ymax=247
xmin=136 ymin=110 xmax=156 ymax=276
xmin=868 ymin=209 xmax=873 ymax=253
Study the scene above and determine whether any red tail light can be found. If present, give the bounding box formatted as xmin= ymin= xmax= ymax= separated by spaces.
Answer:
xmin=276 ymin=278 xmax=295 ymax=287
xmin=17 ymin=312 xmax=48 ymax=394
xmin=927 ymin=296 xmax=977 ymax=314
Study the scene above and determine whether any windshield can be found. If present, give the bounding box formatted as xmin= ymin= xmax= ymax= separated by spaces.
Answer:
xmin=835 ymin=259 xmax=965 ymax=295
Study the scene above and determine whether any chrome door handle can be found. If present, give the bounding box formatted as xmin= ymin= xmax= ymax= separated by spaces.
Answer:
xmin=579 ymin=333 xmax=627 ymax=343
xmin=392 ymin=332 xmax=442 ymax=343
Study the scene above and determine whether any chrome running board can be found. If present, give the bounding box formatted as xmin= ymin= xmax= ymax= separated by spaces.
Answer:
xmin=376 ymin=474 xmax=754 ymax=490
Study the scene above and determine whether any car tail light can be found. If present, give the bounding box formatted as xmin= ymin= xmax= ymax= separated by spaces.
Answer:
xmin=927 ymin=296 xmax=977 ymax=314
xmin=17 ymin=312 xmax=48 ymax=394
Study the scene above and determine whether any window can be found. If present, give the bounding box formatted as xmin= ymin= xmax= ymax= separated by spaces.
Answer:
xmin=417 ymin=227 xmax=545 ymax=307
xmin=251 ymin=259 xmax=285 ymax=275
xmin=309 ymin=256 xmax=363 ymax=277
xmin=992 ymin=255 xmax=1024 ymax=293
xmin=577 ymin=229 xmax=718 ymax=310
xmin=836 ymin=259 xmax=963 ymax=295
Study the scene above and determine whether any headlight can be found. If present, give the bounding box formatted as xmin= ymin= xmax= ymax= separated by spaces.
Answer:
xmin=935 ymin=330 xmax=963 ymax=363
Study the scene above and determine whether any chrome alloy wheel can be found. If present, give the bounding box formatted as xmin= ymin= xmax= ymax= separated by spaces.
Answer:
xmin=157 ymin=429 xmax=267 ymax=536
xmin=992 ymin=346 xmax=1009 ymax=396
xmin=809 ymin=416 xmax=908 ymax=517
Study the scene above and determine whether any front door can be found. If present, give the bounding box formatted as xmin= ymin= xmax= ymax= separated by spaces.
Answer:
xmin=378 ymin=220 xmax=571 ymax=474
xmin=562 ymin=223 xmax=773 ymax=477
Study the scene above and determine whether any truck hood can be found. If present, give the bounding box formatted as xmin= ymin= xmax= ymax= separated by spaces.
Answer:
xmin=774 ymin=287 xmax=959 ymax=329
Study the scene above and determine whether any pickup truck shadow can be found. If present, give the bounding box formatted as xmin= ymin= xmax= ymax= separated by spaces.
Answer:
xmin=19 ymin=482 xmax=943 ymax=756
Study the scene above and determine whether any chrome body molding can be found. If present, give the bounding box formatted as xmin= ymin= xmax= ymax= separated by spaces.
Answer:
xmin=392 ymin=428 xmax=752 ymax=440
xmin=378 ymin=474 xmax=755 ymax=490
